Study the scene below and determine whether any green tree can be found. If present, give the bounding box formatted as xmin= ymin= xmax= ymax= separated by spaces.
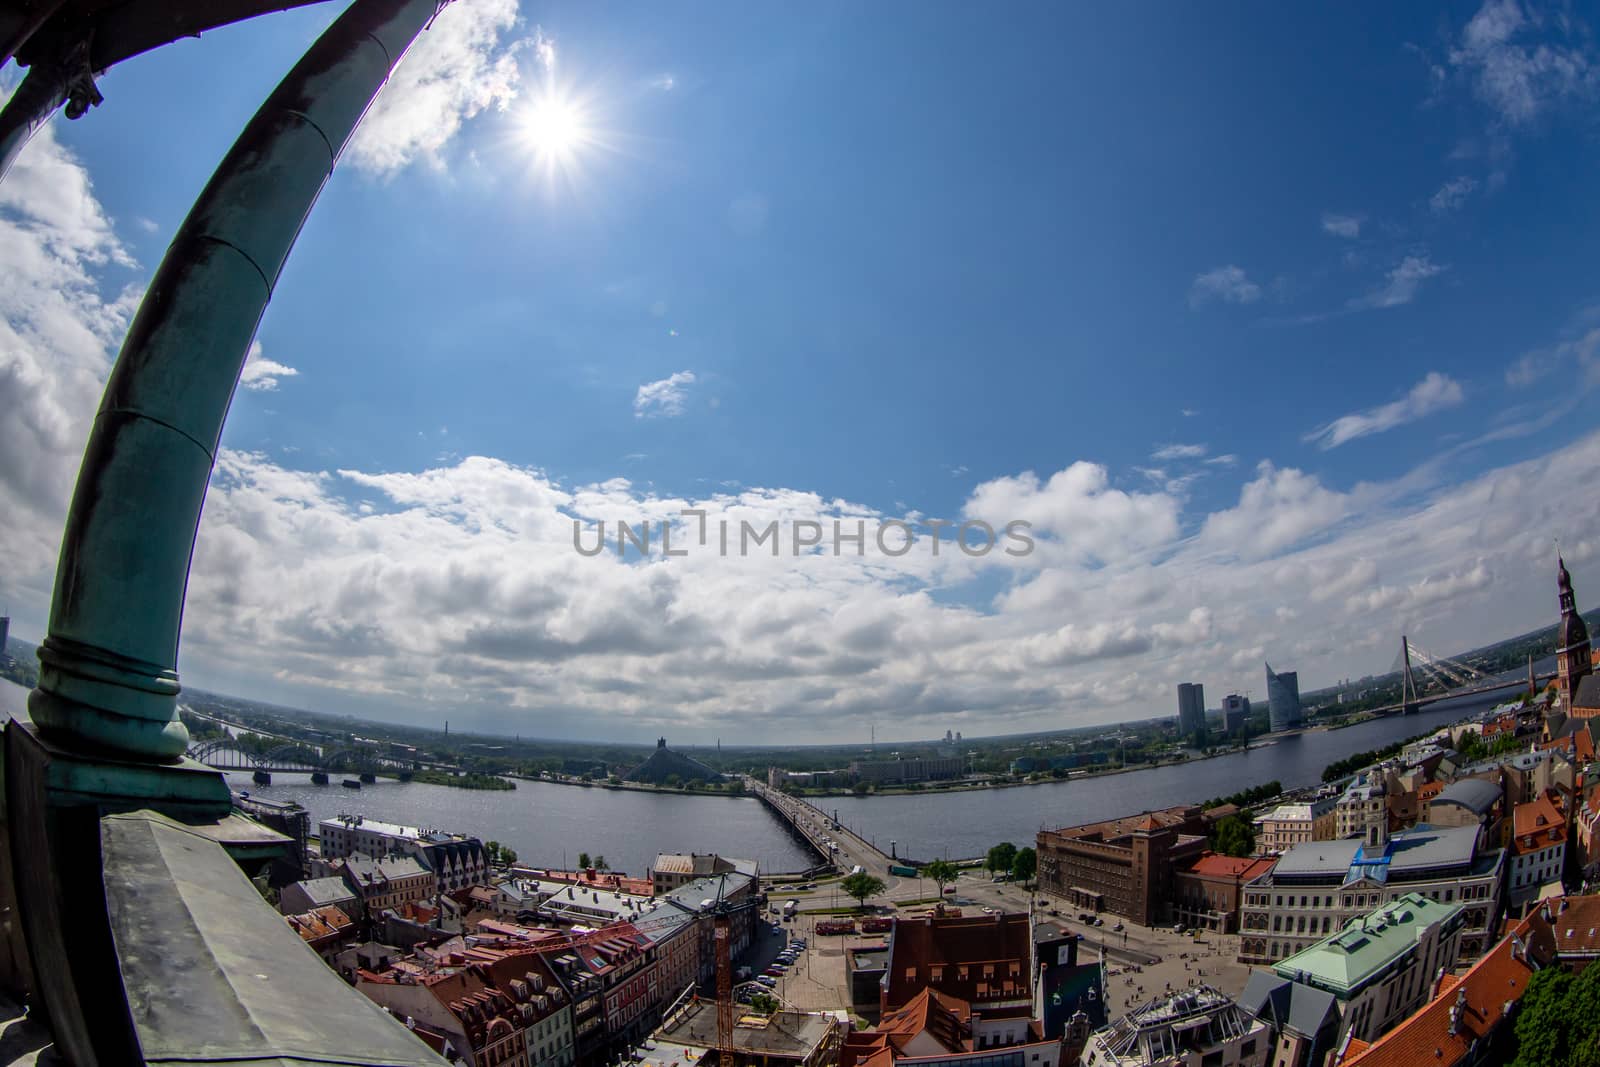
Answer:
xmin=841 ymin=872 xmax=886 ymax=908
xmin=665 ymin=773 xmax=681 ymax=788
xmin=1212 ymin=815 xmax=1255 ymax=858
xmin=686 ymin=778 xmax=705 ymax=791
xmin=1455 ymin=730 xmax=1487 ymax=762
xmin=485 ymin=840 xmax=502 ymax=866
xmin=922 ymin=859 xmax=960 ymax=894
xmin=594 ymin=855 xmax=609 ymax=872
xmin=749 ymin=993 xmax=780 ymax=1016
xmin=853 ymin=781 xmax=869 ymax=796
xmin=986 ymin=842 xmax=1018 ymax=876
xmin=727 ymin=779 xmax=745 ymax=796
xmin=577 ymin=852 xmax=591 ymax=869
xmin=500 ymin=846 xmax=517 ymax=866
xmin=1011 ymin=847 xmax=1037 ymax=886
xmin=1513 ymin=967 xmax=1575 ymax=1067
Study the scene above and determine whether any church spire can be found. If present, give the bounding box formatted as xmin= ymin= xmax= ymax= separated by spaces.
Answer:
xmin=1557 ymin=554 xmax=1592 ymax=711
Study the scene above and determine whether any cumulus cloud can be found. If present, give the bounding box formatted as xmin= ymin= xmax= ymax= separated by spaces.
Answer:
xmin=1322 ymin=213 xmax=1363 ymax=238
xmin=1448 ymin=0 xmax=1597 ymax=128
xmin=239 ymin=340 xmax=300 ymax=392
xmin=965 ymin=461 xmax=1181 ymax=565
xmin=1430 ymin=176 xmax=1478 ymax=214
xmin=0 ymin=122 xmax=137 ymax=590
xmin=347 ymin=0 xmax=528 ymax=176
xmin=1189 ymin=265 xmax=1261 ymax=308
xmin=1350 ymin=255 xmax=1445 ymax=310
xmin=634 ymin=370 xmax=697 ymax=418
xmin=1200 ymin=462 xmax=1349 ymax=560
xmin=1304 ymin=372 xmax=1465 ymax=450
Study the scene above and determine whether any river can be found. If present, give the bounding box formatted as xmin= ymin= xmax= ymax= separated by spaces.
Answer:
xmin=814 ymin=683 xmax=1535 ymax=862
xmin=0 ymin=671 xmax=1536 ymax=872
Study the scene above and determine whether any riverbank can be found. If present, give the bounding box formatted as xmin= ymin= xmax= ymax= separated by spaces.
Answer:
xmin=410 ymin=770 xmax=515 ymax=791
xmin=511 ymin=773 xmax=751 ymax=799
xmin=778 ymin=736 xmax=1305 ymax=800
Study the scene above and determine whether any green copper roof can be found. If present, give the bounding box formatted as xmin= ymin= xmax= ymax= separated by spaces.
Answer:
xmin=1272 ymin=892 xmax=1463 ymax=997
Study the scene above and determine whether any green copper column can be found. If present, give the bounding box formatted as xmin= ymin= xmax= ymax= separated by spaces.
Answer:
xmin=29 ymin=0 xmax=448 ymax=761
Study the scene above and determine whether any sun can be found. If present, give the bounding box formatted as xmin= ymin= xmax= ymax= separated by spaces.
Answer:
xmin=515 ymin=88 xmax=598 ymax=186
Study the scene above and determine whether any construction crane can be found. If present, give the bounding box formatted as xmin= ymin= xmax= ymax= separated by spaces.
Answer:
xmin=710 ymin=879 xmax=761 ymax=1067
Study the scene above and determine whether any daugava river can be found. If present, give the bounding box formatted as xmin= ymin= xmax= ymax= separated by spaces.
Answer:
xmin=0 ymin=675 xmax=1529 ymax=872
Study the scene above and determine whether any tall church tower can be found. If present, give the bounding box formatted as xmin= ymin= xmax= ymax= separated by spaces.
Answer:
xmin=1558 ymin=557 xmax=1592 ymax=709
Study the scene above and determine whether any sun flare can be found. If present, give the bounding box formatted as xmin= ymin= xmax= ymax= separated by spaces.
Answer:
xmin=516 ymin=89 xmax=597 ymax=184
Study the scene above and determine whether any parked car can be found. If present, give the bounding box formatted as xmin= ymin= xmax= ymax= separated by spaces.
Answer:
xmin=981 ymin=906 xmax=997 ymax=915
xmin=1092 ymin=917 xmax=1104 ymax=926
xmin=764 ymin=965 xmax=786 ymax=976
xmin=790 ymin=938 xmax=807 ymax=948
xmin=756 ymin=976 xmax=777 ymax=988
xmin=1112 ymin=922 xmax=1125 ymax=932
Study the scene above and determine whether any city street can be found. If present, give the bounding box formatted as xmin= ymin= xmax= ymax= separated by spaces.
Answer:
xmin=753 ymin=783 xmax=1258 ymax=1025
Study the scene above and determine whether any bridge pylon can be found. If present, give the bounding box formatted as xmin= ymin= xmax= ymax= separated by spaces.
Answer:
xmin=1401 ymin=635 xmax=1420 ymax=713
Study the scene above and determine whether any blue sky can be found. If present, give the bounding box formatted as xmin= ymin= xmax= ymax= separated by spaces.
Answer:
xmin=3 ymin=0 xmax=1600 ymax=743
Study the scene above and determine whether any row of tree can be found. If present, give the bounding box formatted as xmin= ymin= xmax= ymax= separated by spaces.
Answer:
xmin=984 ymin=842 xmax=1038 ymax=884
xmin=483 ymin=840 xmax=519 ymax=866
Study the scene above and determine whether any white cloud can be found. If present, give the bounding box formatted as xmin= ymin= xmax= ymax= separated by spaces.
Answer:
xmin=1304 ymin=372 xmax=1465 ymax=450
xmin=346 ymin=0 xmax=528 ymax=176
xmin=239 ymin=340 xmax=300 ymax=392
xmin=1429 ymin=176 xmax=1478 ymax=214
xmin=1505 ymin=326 xmax=1600 ymax=388
xmin=1199 ymin=462 xmax=1349 ymax=560
xmin=1204 ymin=454 xmax=1238 ymax=467
xmin=1322 ymin=213 xmax=1363 ymax=238
xmin=532 ymin=25 xmax=557 ymax=74
xmin=965 ymin=461 xmax=1181 ymax=565
xmin=1350 ymin=255 xmax=1445 ymax=310
xmin=0 ymin=122 xmax=137 ymax=592
xmin=1189 ymin=265 xmax=1261 ymax=308
xmin=1448 ymin=0 xmax=1597 ymax=128
xmin=1345 ymin=561 xmax=1493 ymax=616
xmin=1152 ymin=443 xmax=1207 ymax=461
xmin=650 ymin=74 xmax=677 ymax=92
xmin=634 ymin=370 xmax=696 ymax=418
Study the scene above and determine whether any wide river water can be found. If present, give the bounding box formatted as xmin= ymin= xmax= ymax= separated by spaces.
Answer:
xmin=0 ymin=673 xmax=1533 ymax=873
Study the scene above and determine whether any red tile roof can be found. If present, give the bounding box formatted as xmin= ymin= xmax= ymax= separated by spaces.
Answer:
xmin=1338 ymin=911 xmax=1556 ymax=1067
xmin=1180 ymin=853 xmax=1277 ymax=882
xmin=1510 ymin=794 xmax=1568 ymax=857
xmin=876 ymin=989 xmax=971 ymax=1054
xmin=883 ymin=914 xmax=1033 ymax=1010
xmin=1543 ymin=895 xmax=1600 ymax=959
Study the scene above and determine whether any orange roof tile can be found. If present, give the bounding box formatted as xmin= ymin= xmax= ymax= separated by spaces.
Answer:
xmin=1339 ymin=913 xmax=1555 ymax=1067
xmin=1181 ymin=853 xmax=1277 ymax=882
xmin=1511 ymin=794 xmax=1567 ymax=856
